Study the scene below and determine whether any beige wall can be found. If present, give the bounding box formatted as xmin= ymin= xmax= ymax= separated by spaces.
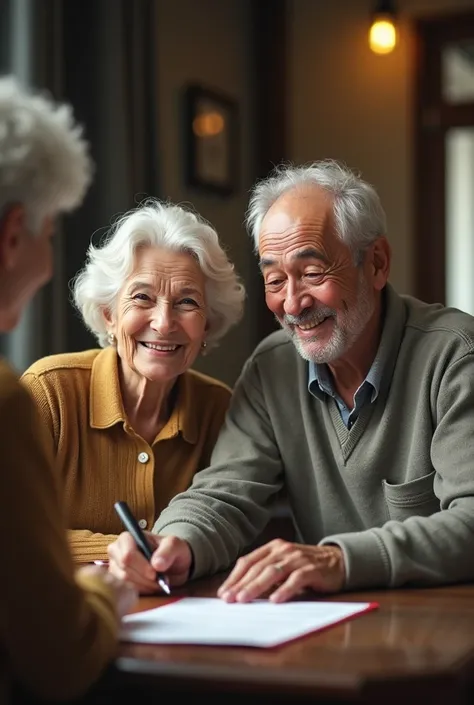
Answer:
xmin=289 ymin=0 xmax=474 ymax=295
xmin=156 ymin=0 xmax=257 ymax=386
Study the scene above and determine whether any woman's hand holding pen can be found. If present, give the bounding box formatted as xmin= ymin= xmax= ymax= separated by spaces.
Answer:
xmin=107 ymin=531 xmax=193 ymax=594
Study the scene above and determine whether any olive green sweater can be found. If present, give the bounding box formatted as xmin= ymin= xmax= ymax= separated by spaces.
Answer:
xmin=154 ymin=284 xmax=474 ymax=590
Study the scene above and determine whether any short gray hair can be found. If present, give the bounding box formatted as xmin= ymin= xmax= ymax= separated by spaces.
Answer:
xmin=72 ymin=199 xmax=246 ymax=350
xmin=246 ymin=159 xmax=387 ymax=260
xmin=0 ymin=75 xmax=93 ymax=229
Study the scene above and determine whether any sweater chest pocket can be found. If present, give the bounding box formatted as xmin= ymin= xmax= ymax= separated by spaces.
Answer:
xmin=382 ymin=471 xmax=440 ymax=522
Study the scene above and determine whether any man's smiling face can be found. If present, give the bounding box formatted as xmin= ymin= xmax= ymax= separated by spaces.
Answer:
xmin=258 ymin=185 xmax=377 ymax=364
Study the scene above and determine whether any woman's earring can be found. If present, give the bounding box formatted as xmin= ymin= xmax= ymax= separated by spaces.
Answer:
xmin=201 ymin=340 xmax=207 ymax=354
xmin=108 ymin=332 xmax=116 ymax=346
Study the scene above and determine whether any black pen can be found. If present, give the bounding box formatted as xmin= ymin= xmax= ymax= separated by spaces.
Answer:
xmin=114 ymin=500 xmax=171 ymax=595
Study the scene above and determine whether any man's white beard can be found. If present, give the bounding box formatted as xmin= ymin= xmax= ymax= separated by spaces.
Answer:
xmin=279 ymin=270 xmax=375 ymax=364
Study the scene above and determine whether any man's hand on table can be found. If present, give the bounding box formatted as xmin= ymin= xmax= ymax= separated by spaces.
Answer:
xmin=217 ymin=539 xmax=346 ymax=603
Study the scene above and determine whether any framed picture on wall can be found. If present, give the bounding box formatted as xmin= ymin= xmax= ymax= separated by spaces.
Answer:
xmin=183 ymin=83 xmax=239 ymax=197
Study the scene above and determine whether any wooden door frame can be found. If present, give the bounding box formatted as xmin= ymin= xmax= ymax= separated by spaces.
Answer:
xmin=414 ymin=11 xmax=474 ymax=304
xmin=249 ymin=0 xmax=288 ymax=341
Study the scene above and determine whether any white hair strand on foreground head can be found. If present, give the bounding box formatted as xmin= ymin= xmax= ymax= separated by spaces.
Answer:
xmin=72 ymin=199 xmax=246 ymax=350
xmin=0 ymin=75 xmax=93 ymax=228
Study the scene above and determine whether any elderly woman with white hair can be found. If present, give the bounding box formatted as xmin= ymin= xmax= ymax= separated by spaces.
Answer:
xmin=22 ymin=198 xmax=245 ymax=565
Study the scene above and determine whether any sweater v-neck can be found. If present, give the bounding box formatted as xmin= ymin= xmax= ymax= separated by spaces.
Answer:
xmin=322 ymin=284 xmax=408 ymax=461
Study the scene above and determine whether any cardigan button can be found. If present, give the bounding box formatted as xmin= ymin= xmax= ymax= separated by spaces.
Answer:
xmin=138 ymin=519 xmax=147 ymax=529
xmin=138 ymin=452 xmax=149 ymax=464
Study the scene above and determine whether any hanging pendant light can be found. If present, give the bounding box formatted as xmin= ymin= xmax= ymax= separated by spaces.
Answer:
xmin=369 ymin=0 xmax=398 ymax=55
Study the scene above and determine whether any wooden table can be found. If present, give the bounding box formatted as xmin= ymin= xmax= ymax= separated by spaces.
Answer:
xmin=107 ymin=574 xmax=474 ymax=705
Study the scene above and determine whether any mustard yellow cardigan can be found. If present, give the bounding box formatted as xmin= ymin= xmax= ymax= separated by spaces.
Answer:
xmin=0 ymin=358 xmax=118 ymax=703
xmin=21 ymin=347 xmax=231 ymax=563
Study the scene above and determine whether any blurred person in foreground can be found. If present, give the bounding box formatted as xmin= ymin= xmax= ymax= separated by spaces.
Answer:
xmin=108 ymin=159 xmax=474 ymax=600
xmin=21 ymin=199 xmax=245 ymax=563
xmin=0 ymin=75 xmax=137 ymax=703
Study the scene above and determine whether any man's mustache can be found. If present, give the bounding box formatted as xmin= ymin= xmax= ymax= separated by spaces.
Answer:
xmin=283 ymin=306 xmax=336 ymax=327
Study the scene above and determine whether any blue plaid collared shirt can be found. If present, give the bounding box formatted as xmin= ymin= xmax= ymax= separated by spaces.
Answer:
xmin=308 ymin=354 xmax=382 ymax=429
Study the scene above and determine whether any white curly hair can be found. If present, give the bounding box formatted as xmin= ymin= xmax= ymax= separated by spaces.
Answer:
xmin=72 ymin=199 xmax=246 ymax=350
xmin=0 ymin=75 xmax=93 ymax=229
xmin=246 ymin=159 xmax=387 ymax=263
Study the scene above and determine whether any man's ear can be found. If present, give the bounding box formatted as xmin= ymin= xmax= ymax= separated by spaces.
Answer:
xmin=0 ymin=204 xmax=25 ymax=270
xmin=370 ymin=236 xmax=391 ymax=291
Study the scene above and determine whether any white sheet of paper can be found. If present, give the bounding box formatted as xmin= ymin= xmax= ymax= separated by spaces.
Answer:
xmin=120 ymin=597 xmax=376 ymax=648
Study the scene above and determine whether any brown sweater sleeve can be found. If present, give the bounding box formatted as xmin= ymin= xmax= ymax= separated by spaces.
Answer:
xmin=68 ymin=529 xmax=119 ymax=562
xmin=0 ymin=365 xmax=119 ymax=701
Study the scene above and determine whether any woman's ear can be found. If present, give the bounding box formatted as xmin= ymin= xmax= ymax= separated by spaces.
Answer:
xmin=0 ymin=204 xmax=25 ymax=270
xmin=102 ymin=305 xmax=114 ymax=326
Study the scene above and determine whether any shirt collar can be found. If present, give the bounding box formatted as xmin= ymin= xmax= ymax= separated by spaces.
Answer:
xmin=156 ymin=371 xmax=198 ymax=444
xmin=308 ymin=352 xmax=381 ymax=404
xmin=90 ymin=347 xmax=125 ymax=428
xmin=90 ymin=347 xmax=198 ymax=444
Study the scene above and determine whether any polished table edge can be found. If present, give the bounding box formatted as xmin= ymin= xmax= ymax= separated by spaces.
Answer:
xmin=116 ymin=655 xmax=361 ymax=696
xmin=113 ymin=578 xmax=474 ymax=702
xmin=114 ymin=655 xmax=471 ymax=700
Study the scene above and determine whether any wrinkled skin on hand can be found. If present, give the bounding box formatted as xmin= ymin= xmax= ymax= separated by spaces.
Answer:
xmin=217 ymin=539 xmax=346 ymax=603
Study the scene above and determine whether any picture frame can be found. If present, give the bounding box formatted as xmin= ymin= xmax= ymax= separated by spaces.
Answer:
xmin=183 ymin=83 xmax=239 ymax=197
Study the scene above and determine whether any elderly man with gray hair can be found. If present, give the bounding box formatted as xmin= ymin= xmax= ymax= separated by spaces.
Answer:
xmin=108 ymin=159 xmax=474 ymax=602
xmin=0 ymin=76 xmax=137 ymax=704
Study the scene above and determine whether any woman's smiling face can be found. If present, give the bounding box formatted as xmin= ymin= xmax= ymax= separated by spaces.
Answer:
xmin=107 ymin=245 xmax=208 ymax=384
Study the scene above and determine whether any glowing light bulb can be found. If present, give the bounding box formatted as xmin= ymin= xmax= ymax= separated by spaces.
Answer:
xmin=369 ymin=16 xmax=397 ymax=54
